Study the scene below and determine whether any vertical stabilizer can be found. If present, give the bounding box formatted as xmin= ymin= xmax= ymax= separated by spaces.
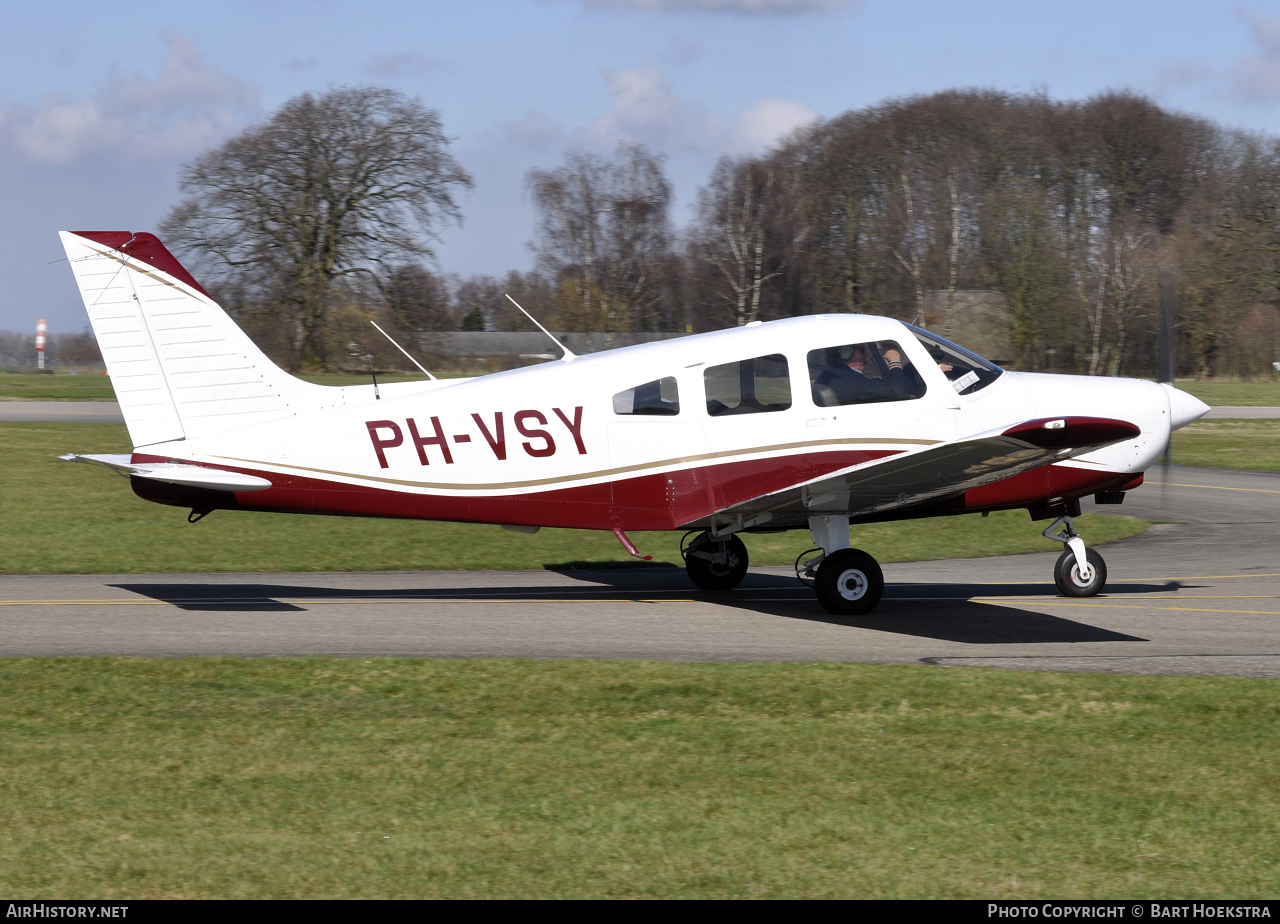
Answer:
xmin=59 ymin=231 xmax=320 ymax=448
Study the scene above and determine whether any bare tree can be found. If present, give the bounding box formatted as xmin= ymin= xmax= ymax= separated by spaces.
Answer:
xmin=160 ymin=86 xmax=472 ymax=369
xmin=689 ymin=157 xmax=784 ymax=326
xmin=527 ymin=145 xmax=673 ymax=342
xmin=385 ymin=264 xmax=455 ymax=332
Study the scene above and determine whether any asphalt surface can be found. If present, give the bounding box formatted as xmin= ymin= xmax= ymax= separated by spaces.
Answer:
xmin=1204 ymin=406 xmax=1280 ymax=418
xmin=0 ymin=401 xmax=1276 ymax=425
xmin=0 ymin=462 xmax=1276 ymax=676
xmin=0 ymin=400 xmax=124 ymax=423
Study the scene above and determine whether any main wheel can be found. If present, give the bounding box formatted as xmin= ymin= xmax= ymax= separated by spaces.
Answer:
xmin=814 ymin=548 xmax=884 ymax=616
xmin=1054 ymin=547 xmax=1107 ymax=597
xmin=684 ymin=532 xmax=749 ymax=591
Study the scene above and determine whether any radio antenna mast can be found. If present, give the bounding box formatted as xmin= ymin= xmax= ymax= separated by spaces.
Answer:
xmin=371 ymin=321 xmax=437 ymax=381
xmin=504 ymin=294 xmax=576 ymax=361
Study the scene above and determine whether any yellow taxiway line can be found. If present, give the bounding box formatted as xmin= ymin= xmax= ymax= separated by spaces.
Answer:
xmin=1147 ymin=481 xmax=1280 ymax=494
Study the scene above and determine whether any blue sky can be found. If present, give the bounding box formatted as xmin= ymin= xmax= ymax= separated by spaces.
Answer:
xmin=7 ymin=0 xmax=1280 ymax=333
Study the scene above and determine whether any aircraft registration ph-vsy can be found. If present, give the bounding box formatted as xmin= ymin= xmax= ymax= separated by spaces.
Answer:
xmin=58 ymin=231 xmax=1211 ymax=616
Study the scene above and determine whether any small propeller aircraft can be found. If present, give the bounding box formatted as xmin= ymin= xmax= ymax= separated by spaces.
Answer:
xmin=57 ymin=230 xmax=1210 ymax=615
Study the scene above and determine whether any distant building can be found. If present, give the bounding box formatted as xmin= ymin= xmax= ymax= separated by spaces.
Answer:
xmin=918 ymin=290 xmax=1014 ymax=365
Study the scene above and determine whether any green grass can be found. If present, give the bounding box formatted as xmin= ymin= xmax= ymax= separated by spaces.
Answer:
xmin=0 ymin=423 xmax=1147 ymax=574
xmin=0 ymin=371 xmax=435 ymax=400
xmin=0 ymin=372 xmax=115 ymax=400
xmin=0 ymin=657 xmax=1277 ymax=898
xmin=1171 ymin=419 xmax=1280 ymax=472
xmin=1175 ymin=381 xmax=1280 ymax=407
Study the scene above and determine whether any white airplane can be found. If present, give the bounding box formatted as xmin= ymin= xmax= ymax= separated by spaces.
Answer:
xmin=58 ymin=230 xmax=1210 ymax=615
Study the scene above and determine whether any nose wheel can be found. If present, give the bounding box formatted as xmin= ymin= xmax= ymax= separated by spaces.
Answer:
xmin=1043 ymin=515 xmax=1107 ymax=597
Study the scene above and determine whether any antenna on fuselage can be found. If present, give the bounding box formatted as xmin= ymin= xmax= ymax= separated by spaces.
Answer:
xmin=371 ymin=321 xmax=438 ymax=381
xmin=504 ymin=294 xmax=576 ymax=361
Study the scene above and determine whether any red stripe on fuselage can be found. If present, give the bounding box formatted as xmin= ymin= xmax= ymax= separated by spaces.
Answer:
xmin=130 ymin=448 xmax=900 ymax=530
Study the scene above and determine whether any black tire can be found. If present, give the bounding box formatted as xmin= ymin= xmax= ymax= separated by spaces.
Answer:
xmin=684 ymin=532 xmax=749 ymax=591
xmin=1054 ymin=547 xmax=1107 ymax=597
xmin=814 ymin=548 xmax=884 ymax=616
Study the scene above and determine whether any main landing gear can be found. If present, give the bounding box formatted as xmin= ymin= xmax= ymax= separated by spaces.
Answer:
xmin=681 ymin=530 xmax=750 ymax=591
xmin=683 ymin=515 xmax=887 ymax=615
xmin=796 ymin=515 xmax=885 ymax=616
xmin=1043 ymin=515 xmax=1107 ymax=597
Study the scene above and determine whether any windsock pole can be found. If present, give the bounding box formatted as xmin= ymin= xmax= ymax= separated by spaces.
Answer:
xmin=35 ymin=319 xmax=47 ymax=371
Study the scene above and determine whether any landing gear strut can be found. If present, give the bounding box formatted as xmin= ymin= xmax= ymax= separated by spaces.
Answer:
xmin=682 ymin=530 xmax=749 ymax=591
xmin=1043 ymin=515 xmax=1107 ymax=597
xmin=802 ymin=515 xmax=885 ymax=616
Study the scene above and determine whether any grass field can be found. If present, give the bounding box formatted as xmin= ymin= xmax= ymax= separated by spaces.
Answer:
xmin=1176 ymin=381 xmax=1280 ymax=407
xmin=1 ymin=657 xmax=1277 ymax=899
xmin=1171 ymin=419 xmax=1280 ymax=472
xmin=0 ymin=371 xmax=431 ymax=401
xmin=0 ymin=422 xmax=1147 ymax=574
xmin=0 ymin=371 xmax=115 ymax=400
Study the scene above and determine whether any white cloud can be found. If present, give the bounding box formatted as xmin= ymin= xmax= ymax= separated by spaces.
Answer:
xmin=725 ymin=97 xmax=819 ymax=153
xmin=590 ymin=66 xmax=722 ymax=151
xmin=0 ymin=32 xmax=254 ymax=165
xmin=585 ymin=66 xmax=816 ymax=156
xmin=1234 ymin=12 xmax=1280 ymax=101
xmin=362 ymin=51 xmax=443 ymax=78
xmin=580 ymin=0 xmax=857 ymax=13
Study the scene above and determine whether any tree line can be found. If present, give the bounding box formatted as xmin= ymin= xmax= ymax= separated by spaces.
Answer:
xmin=158 ymin=86 xmax=1280 ymax=378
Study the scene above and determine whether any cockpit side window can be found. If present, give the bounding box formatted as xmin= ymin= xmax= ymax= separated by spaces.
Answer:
xmin=704 ymin=353 xmax=792 ymax=417
xmin=613 ymin=376 xmax=680 ymax=416
xmin=905 ymin=324 xmax=1003 ymax=396
xmin=807 ymin=340 xmax=925 ymax=407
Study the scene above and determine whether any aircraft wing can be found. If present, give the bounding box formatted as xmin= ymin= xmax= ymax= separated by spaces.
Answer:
xmin=708 ymin=416 xmax=1140 ymax=525
xmin=60 ymin=453 xmax=273 ymax=492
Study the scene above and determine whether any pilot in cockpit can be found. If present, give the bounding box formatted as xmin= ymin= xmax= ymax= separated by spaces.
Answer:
xmin=814 ymin=342 xmax=911 ymax=403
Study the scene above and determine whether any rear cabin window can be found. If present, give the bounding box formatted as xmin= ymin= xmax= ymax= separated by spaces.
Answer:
xmin=613 ymin=376 xmax=680 ymax=416
xmin=704 ymin=353 xmax=792 ymax=417
xmin=807 ymin=340 xmax=925 ymax=407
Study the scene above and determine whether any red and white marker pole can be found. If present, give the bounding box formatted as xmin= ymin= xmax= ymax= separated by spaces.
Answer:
xmin=35 ymin=318 xmax=47 ymax=371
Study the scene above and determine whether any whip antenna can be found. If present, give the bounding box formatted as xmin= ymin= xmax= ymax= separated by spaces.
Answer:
xmin=371 ymin=321 xmax=437 ymax=381
xmin=504 ymin=294 xmax=576 ymax=361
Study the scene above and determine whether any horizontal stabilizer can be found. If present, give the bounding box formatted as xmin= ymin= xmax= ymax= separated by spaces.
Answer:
xmin=60 ymin=453 xmax=272 ymax=492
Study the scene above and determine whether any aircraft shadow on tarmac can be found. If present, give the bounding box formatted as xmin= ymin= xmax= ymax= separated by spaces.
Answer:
xmin=112 ymin=569 xmax=1158 ymax=646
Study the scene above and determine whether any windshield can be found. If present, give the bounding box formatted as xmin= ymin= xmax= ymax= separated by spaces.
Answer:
xmin=904 ymin=324 xmax=1004 ymax=396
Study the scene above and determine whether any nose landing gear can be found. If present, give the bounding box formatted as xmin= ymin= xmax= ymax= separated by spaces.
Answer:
xmin=1043 ymin=515 xmax=1107 ymax=597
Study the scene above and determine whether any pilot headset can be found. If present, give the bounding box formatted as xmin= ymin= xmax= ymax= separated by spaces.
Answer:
xmin=838 ymin=345 xmax=857 ymax=360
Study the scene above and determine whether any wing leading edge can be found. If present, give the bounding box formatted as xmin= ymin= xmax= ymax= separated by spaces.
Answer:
xmin=698 ymin=416 xmax=1140 ymax=528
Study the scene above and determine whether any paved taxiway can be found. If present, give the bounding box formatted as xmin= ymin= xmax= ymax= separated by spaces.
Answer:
xmin=0 ymin=464 xmax=1275 ymax=677
xmin=0 ymin=400 xmax=124 ymax=423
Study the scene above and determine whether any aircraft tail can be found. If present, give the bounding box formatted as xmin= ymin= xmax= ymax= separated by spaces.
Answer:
xmin=59 ymin=231 xmax=325 ymax=448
